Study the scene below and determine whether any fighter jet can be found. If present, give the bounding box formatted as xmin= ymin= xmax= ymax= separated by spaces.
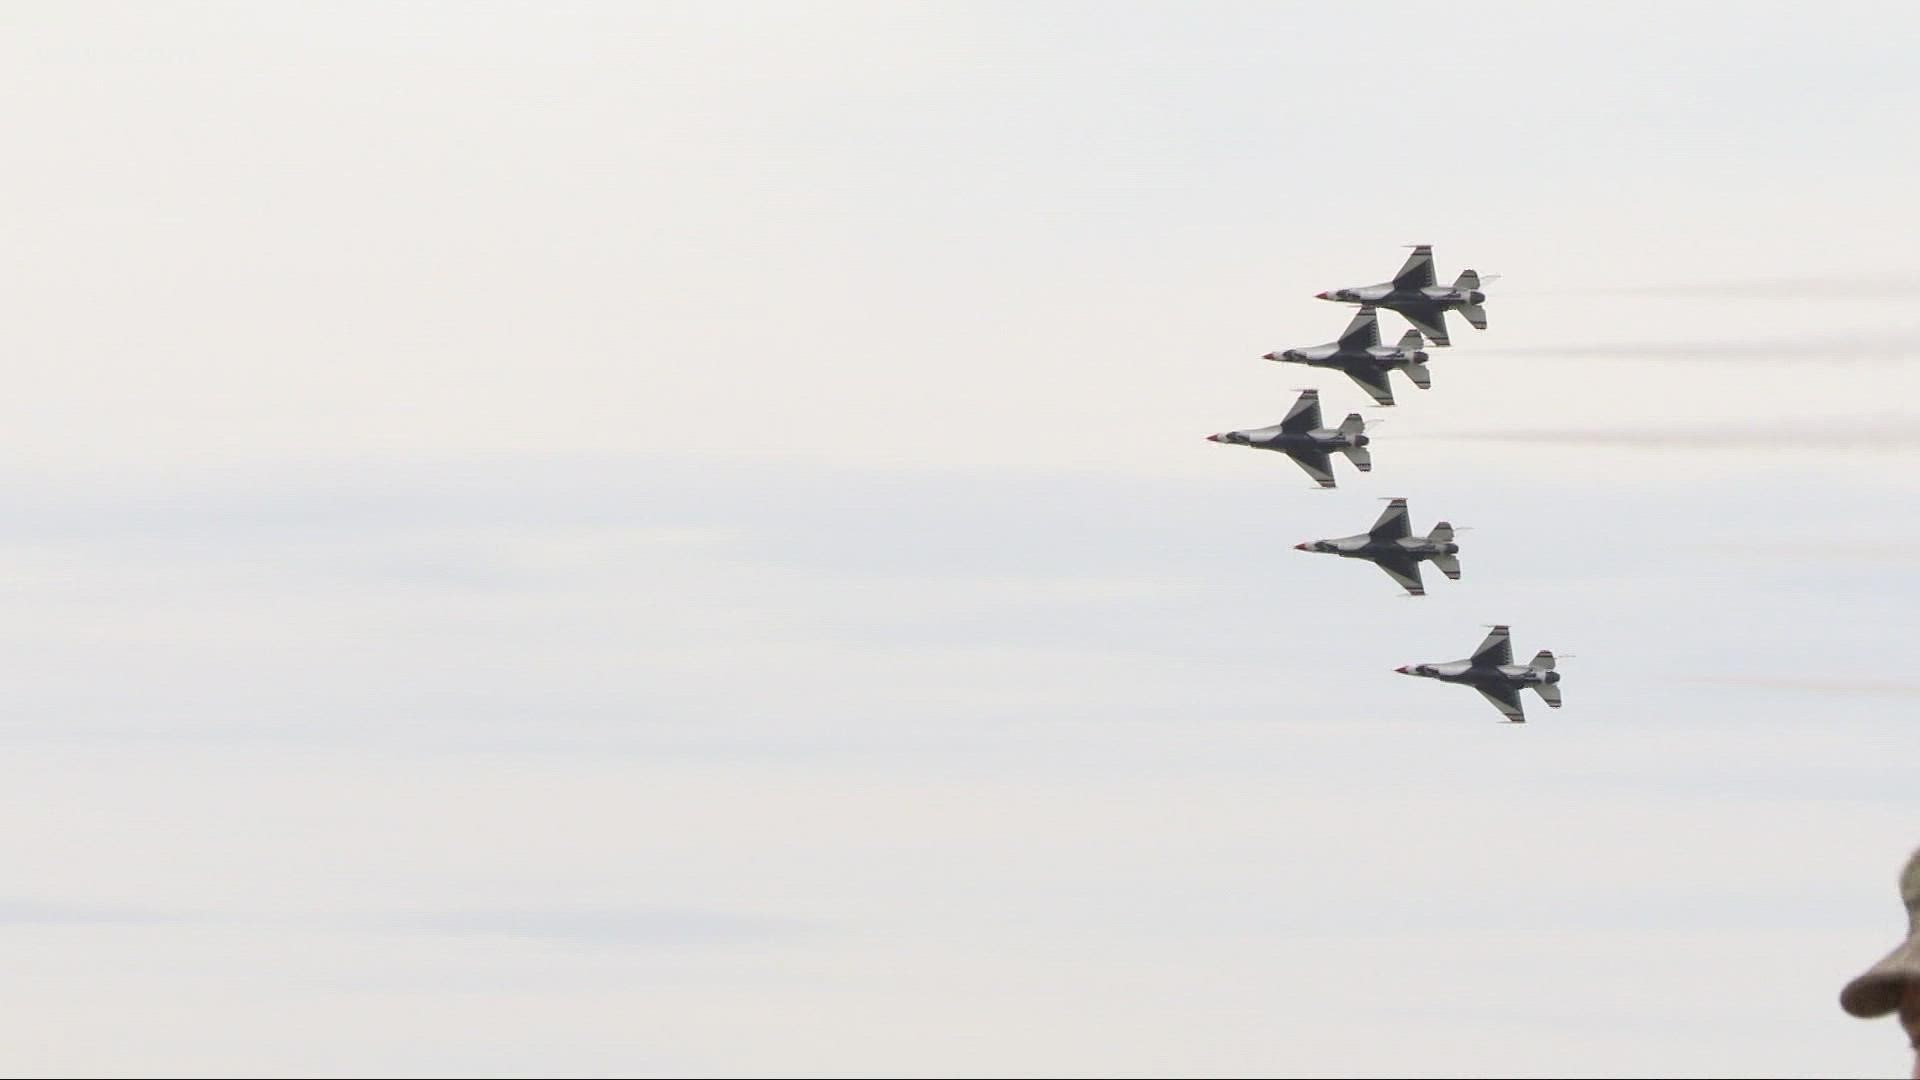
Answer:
xmin=1294 ymin=498 xmax=1459 ymax=596
xmin=1263 ymin=306 xmax=1432 ymax=406
xmin=1316 ymin=245 xmax=1488 ymax=347
xmin=1206 ymin=389 xmax=1371 ymax=488
xmin=1395 ymin=625 xmax=1562 ymax=723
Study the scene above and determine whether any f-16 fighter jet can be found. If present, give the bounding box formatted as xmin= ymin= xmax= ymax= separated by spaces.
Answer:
xmin=1294 ymin=498 xmax=1459 ymax=596
xmin=1263 ymin=306 xmax=1432 ymax=406
xmin=1206 ymin=389 xmax=1371 ymax=489
xmin=1395 ymin=625 xmax=1561 ymax=723
xmin=1316 ymin=244 xmax=1487 ymax=347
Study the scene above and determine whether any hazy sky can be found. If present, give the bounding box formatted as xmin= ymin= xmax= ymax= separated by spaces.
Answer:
xmin=2 ymin=3 xmax=1918 ymax=1076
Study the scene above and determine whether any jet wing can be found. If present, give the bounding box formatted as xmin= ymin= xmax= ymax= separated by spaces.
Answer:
xmin=1285 ymin=448 xmax=1337 ymax=488
xmin=1278 ymin=389 xmax=1323 ymax=435
xmin=1391 ymin=245 xmax=1436 ymax=290
xmin=1336 ymin=306 xmax=1380 ymax=350
xmin=1374 ymin=553 xmax=1425 ymax=596
xmin=1476 ymin=684 xmax=1527 ymax=723
xmin=1344 ymin=364 xmax=1396 ymax=407
xmin=1471 ymin=625 xmax=1513 ymax=667
xmin=1395 ymin=305 xmax=1451 ymax=347
xmin=1368 ymin=498 xmax=1412 ymax=541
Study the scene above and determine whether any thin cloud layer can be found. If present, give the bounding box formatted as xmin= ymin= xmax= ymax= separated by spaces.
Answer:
xmin=1426 ymin=416 xmax=1920 ymax=450
xmin=1479 ymin=331 xmax=1920 ymax=363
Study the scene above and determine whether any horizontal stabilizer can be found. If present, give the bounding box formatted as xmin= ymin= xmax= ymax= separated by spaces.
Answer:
xmin=1453 ymin=269 xmax=1480 ymax=291
xmin=1459 ymin=302 xmax=1487 ymax=330
xmin=1528 ymin=650 xmax=1556 ymax=671
xmin=1403 ymin=361 xmax=1432 ymax=389
xmin=1337 ymin=413 xmax=1366 ymax=436
xmin=1427 ymin=521 xmax=1454 ymax=544
xmin=1395 ymin=329 xmax=1423 ymax=352
xmin=1341 ymin=444 xmax=1372 ymax=472
xmin=1533 ymin=682 xmax=1563 ymax=708
xmin=1430 ymin=552 xmax=1461 ymax=580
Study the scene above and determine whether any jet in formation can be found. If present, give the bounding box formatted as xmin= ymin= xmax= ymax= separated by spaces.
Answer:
xmin=1316 ymin=244 xmax=1487 ymax=347
xmin=1263 ymin=305 xmax=1432 ymax=407
xmin=1206 ymin=389 xmax=1371 ymax=488
xmin=1395 ymin=625 xmax=1562 ymax=723
xmin=1294 ymin=498 xmax=1459 ymax=596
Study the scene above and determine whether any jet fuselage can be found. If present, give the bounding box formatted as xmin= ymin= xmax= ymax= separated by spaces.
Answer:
xmin=1207 ymin=427 xmax=1367 ymax=454
xmin=1396 ymin=661 xmax=1559 ymax=692
xmin=1298 ymin=533 xmax=1458 ymax=563
xmin=1267 ymin=343 xmax=1429 ymax=372
xmin=1320 ymin=284 xmax=1486 ymax=308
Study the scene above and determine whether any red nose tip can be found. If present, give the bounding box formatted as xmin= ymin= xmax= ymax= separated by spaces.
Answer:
xmin=1293 ymin=542 xmax=1309 ymax=551
xmin=1394 ymin=665 xmax=1410 ymax=674
xmin=1315 ymin=291 xmax=1331 ymax=300
xmin=1205 ymin=434 xmax=1221 ymax=442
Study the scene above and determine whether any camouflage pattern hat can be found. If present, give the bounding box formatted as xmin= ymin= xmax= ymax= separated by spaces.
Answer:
xmin=1841 ymin=848 xmax=1920 ymax=1018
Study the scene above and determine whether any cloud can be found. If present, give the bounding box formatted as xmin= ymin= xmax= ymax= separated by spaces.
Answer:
xmin=1477 ymin=330 xmax=1920 ymax=363
xmin=0 ymin=899 xmax=205 ymax=927
xmin=1556 ymin=273 xmax=1920 ymax=300
xmin=1685 ymin=676 xmax=1920 ymax=698
xmin=1424 ymin=415 xmax=1920 ymax=450
xmin=372 ymin=907 xmax=805 ymax=947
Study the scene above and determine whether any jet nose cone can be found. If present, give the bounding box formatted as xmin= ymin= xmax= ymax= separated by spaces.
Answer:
xmin=1262 ymin=352 xmax=1277 ymax=361
xmin=1293 ymin=542 xmax=1309 ymax=551
xmin=1314 ymin=290 xmax=1331 ymax=300
xmin=1205 ymin=433 xmax=1222 ymax=443
xmin=1394 ymin=665 xmax=1410 ymax=674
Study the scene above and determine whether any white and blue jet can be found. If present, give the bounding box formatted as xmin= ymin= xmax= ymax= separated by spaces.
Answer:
xmin=1264 ymin=305 xmax=1432 ymax=406
xmin=1294 ymin=498 xmax=1459 ymax=596
xmin=1316 ymin=244 xmax=1488 ymax=348
xmin=1206 ymin=389 xmax=1371 ymax=489
xmin=1395 ymin=625 xmax=1562 ymax=723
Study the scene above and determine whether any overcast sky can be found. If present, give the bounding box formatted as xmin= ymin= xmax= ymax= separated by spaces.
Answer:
xmin=2 ymin=3 xmax=1918 ymax=1076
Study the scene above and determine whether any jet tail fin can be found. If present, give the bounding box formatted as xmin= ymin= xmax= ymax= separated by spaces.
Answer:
xmin=1453 ymin=269 xmax=1480 ymax=291
xmin=1528 ymin=650 xmax=1556 ymax=672
xmin=1395 ymin=329 xmax=1423 ymax=352
xmin=1533 ymin=681 xmax=1563 ymax=708
xmin=1403 ymin=361 xmax=1432 ymax=389
xmin=1427 ymin=521 xmax=1454 ymax=544
xmin=1430 ymin=552 xmax=1460 ymax=580
xmin=1336 ymin=413 xmax=1365 ymax=436
xmin=1459 ymin=302 xmax=1488 ymax=330
xmin=1339 ymin=444 xmax=1371 ymax=472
